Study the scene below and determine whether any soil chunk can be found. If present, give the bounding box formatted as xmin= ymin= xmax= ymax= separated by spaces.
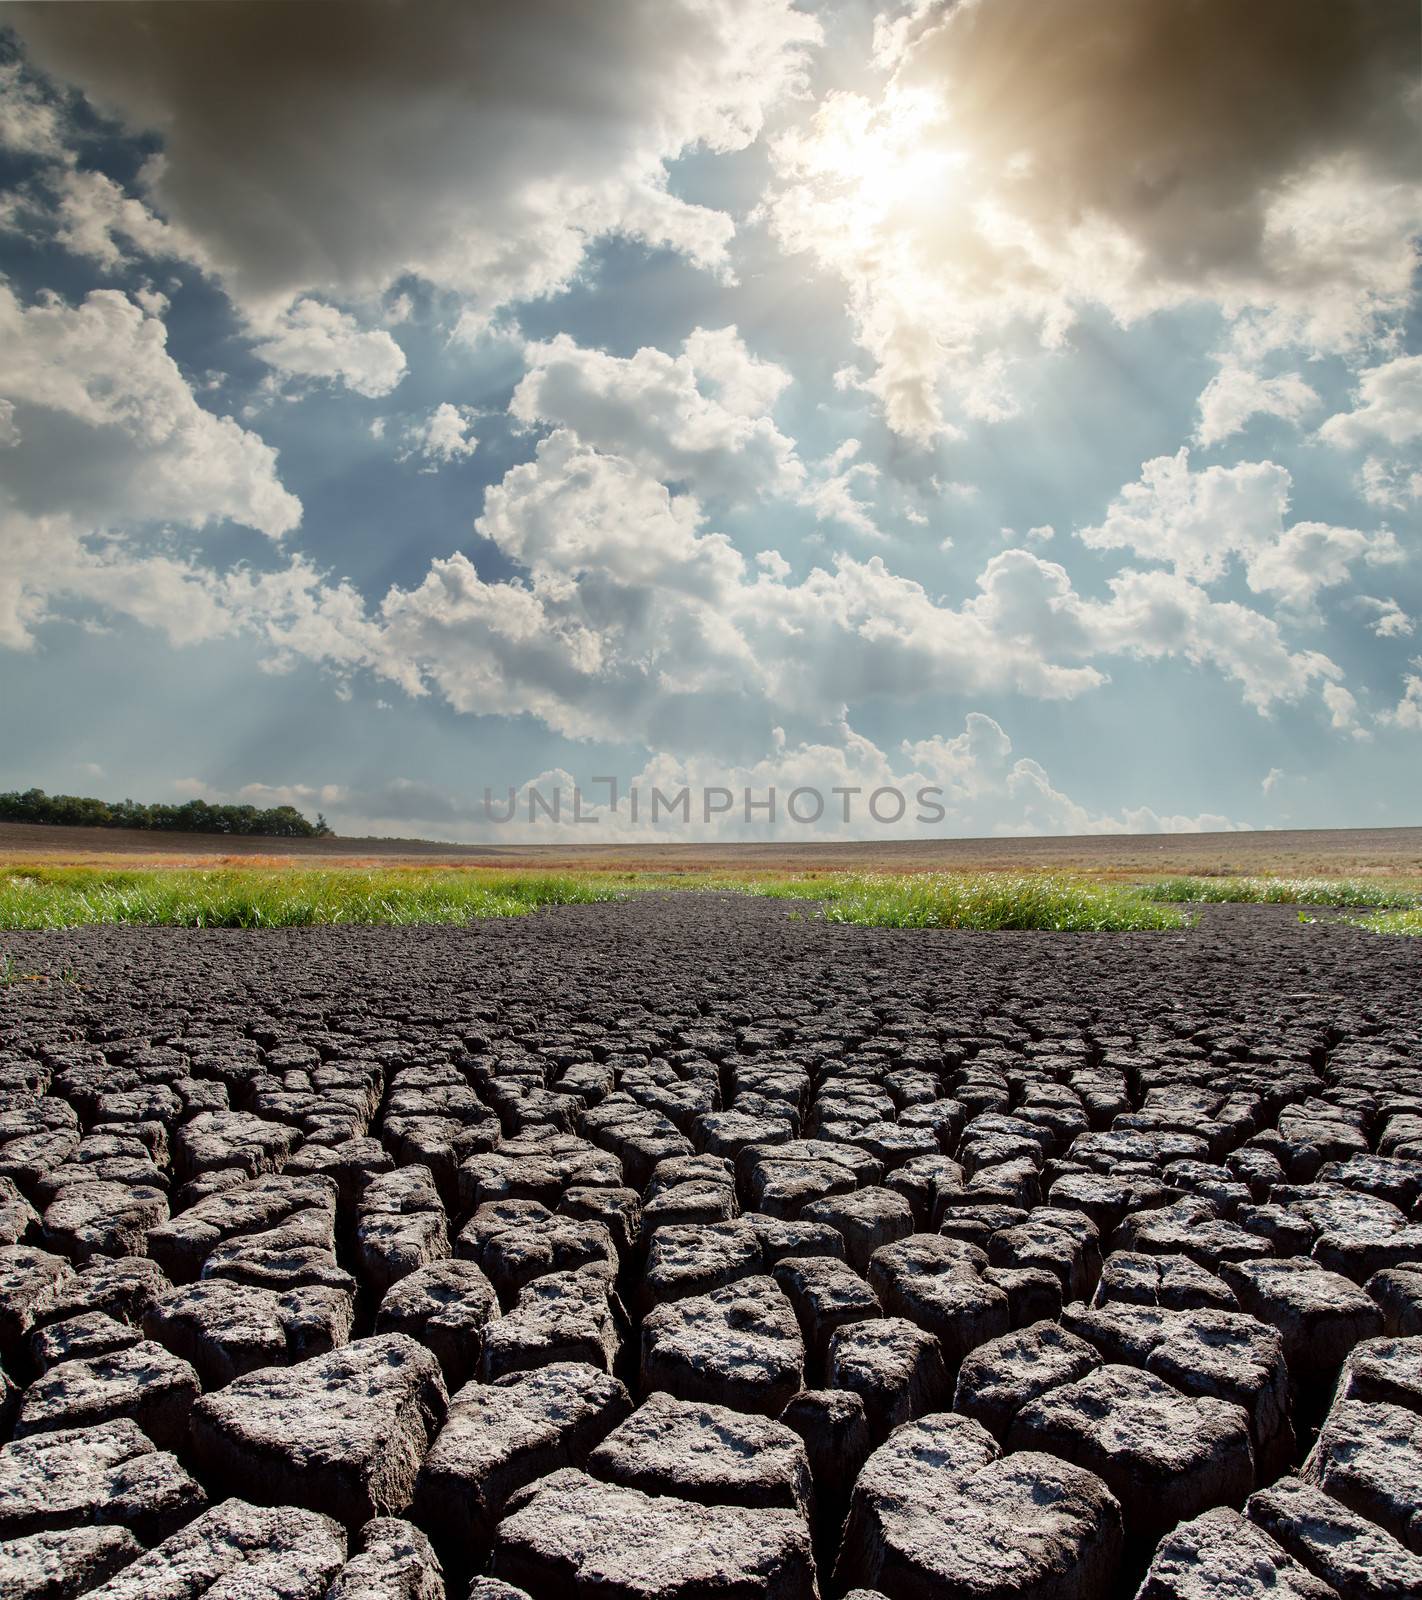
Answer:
xmin=491 ymin=1467 xmax=818 ymax=1599
xmin=457 ymin=1198 xmax=617 ymax=1306
xmin=146 ymin=1173 xmax=339 ymax=1283
xmin=26 ymin=1254 xmax=170 ymax=1333
xmin=356 ymin=1167 xmax=451 ymax=1299
xmin=13 ymin=1340 xmax=200 ymax=1449
xmin=588 ymin=1390 xmax=813 ymax=1517
xmin=780 ymin=1386 xmax=870 ymax=1532
xmin=174 ymin=1111 xmax=298 ymax=1183
xmin=827 ymin=1314 xmax=949 ymax=1440
xmin=0 ymin=1416 xmax=206 ymax=1543
xmin=1061 ymin=1301 xmax=1294 ymax=1475
xmin=866 ymin=1232 xmax=1011 ymax=1366
xmin=28 ymin=1309 xmax=140 ymax=1372
xmin=641 ymin=1274 xmax=805 ymax=1415
xmin=642 ymin=1219 xmax=761 ymax=1305
xmin=1135 ymin=1506 xmax=1339 ymax=1600
xmin=1333 ymin=1333 xmax=1422 ymax=1414
xmin=81 ymin=1498 xmax=348 ymax=1599
xmin=1248 ymin=1473 xmax=1422 ymax=1600
xmin=0 ymin=1247 xmax=75 ymax=1356
xmin=954 ymin=1318 xmax=1101 ymax=1439
xmin=414 ymin=1361 xmax=631 ymax=1550
xmin=802 ymin=1186 xmax=915 ymax=1274
xmin=41 ymin=1180 xmax=168 ymax=1264
xmin=480 ymin=1266 xmax=622 ymax=1379
xmin=1301 ymin=1399 xmax=1422 ymax=1553
xmin=0 ymin=1526 xmax=143 ymax=1600
xmin=1221 ymin=1258 xmax=1385 ymax=1378
xmin=144 ymin=1277 xmax=353 ymax=1387
xmin=326 ymin=1516 xmax=446 ymax=1600
xmin=1367 ymin=1266 xmax=1422 ymax=1336
xmin=375 ymin=1259 xmax=499 ymax=1391
xmin=201 ymin=1210 xmax=354 ymax=1296
xmin=1007 ymin=1363 xmax=1255 ymax=1548
xmin=773 ymin=1253 xmax=882 ymax=1376
xmin=835 ymin=1411 xmax=1123 ymax=1600
xmin=190 ymin=1334 xmax=447 ymax=1524
xmin=1094 ymin=1250 xmax=1239 ymax=1312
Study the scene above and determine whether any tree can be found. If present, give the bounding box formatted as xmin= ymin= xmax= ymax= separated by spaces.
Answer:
xmin=0 ymin=787 xmax=328 ymax=837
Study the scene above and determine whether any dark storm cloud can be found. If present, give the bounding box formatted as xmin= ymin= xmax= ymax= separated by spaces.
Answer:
xmin=887 ymin=0 xmax=1419 ymax=284
xmin=6 ymin=0 xmax=819 ymax=313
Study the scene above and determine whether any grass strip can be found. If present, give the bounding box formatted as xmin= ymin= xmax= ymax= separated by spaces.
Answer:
xmin=739 ymin=871 xmax=1190 ymax=931
xmin=0 ymin=865 xmax=623 ymax=928
xmin=1136 ymin=875 xmax=1421 ymax=909
xmin=0 ymin=864 xmax=1193 ymax=932
xmin=1347 ymin=907 xmax=1422 ymax=937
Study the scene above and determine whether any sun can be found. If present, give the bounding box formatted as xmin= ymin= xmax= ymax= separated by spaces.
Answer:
xmin=791 ymin=86 xmax=967 ymax=229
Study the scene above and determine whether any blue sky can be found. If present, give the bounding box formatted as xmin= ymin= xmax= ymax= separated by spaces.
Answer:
xmin=0 ymin=0 xmax=1418 ymax=841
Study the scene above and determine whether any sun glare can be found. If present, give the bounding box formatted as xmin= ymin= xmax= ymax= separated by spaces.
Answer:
xmin=801 ymin=86 xmax=966 ymax=226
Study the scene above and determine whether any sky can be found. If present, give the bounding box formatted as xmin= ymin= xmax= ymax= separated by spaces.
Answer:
xmin=0 ymin=0 xmax=1419 ymax=843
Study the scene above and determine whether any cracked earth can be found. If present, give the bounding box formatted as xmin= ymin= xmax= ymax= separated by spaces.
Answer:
xmin=1 ymin=894 xmax=1420 ymax=1600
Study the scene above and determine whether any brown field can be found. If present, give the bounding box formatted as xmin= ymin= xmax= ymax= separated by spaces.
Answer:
xmin=2 ymin=819 xmax=1420 ymax=880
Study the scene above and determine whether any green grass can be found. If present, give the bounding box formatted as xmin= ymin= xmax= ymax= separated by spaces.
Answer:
xmin=1348 ymin=907 xmax=1422 ymax=937
xmin=1136 ymin=875 xmax=1422 ymax=909
xmin=737 ymin=872 xmax=1190 ymax=931
xmin=0 ymin=863 xmax=1188 ymax=932
xmin=0 ymin=865 xmax=624 ymax=928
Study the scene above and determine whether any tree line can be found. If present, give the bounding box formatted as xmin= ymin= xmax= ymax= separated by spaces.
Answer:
xmin=0 ymin=788 xmax=334 ymax=838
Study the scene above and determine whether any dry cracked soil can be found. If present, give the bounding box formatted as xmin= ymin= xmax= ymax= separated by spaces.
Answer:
xmin=1 ymin=893 xmax=1420 ymax=1600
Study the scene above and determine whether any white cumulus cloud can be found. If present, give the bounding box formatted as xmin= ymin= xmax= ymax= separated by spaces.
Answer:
xmin=1356 ymin=596 xmax=1415 ymax=639
xmin=1320 ymin=354 xmax=1422 ymax=451
xmin=1320 ymin=355 xmax=1422 ymax=511
xmin=1079 ymin=449 xmax=1401 ymax=608
xmin=1195 ymin=366 xmax=1321 ymax=448
xmin=0 ymin=284 xmax=300 ymax=539
xmin=0 ymin=284 xmax=300 ymax=650
xmin=399 ymin=404 xmax=480 ymax=470
xmin=175 ymin=436 xmax=1352 ymax=744
xmin=511 ymin=329 xmax=803 ymax=504
xmin=251 ymin=299 xmax=407 ymax=399
xmin=1377 ymin=664 xmax=1422 ymax=732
